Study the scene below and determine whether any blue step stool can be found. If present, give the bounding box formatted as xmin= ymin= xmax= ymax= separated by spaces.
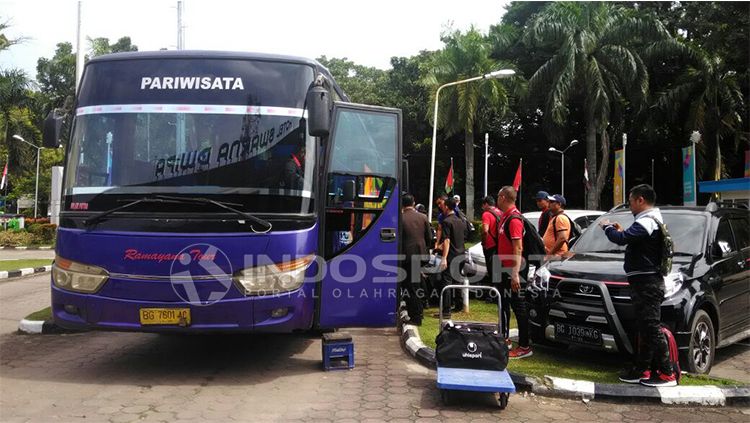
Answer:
xmin=322 ymin=332 xmax=354 ymax=370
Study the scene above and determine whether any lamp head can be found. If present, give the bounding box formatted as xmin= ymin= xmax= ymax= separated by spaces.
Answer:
xmin=569 ymin=139 xmax=579 ymax=147
xmin=485 ymin=69 xmax=516 ymax=79
xmin=548 ymin=147 xmax=558 ymax=153
xmin=12 ymin=134 xmax=24 ymax=142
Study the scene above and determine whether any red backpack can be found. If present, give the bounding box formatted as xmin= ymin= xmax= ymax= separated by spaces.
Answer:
xmin=661 ymin=326 xmax=682 ymax=383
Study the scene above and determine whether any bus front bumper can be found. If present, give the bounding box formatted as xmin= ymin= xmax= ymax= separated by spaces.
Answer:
xmin=50 ymin=284 xmax=315 ymax=333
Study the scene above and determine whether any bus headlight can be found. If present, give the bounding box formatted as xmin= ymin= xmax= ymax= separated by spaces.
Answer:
xmin=663 ymin=272 xmax=684 ymax=298
xmin=233 ymin=255 xmax=314 ymax=296
xmin=52 ymin=256 xmax=109 ymax=293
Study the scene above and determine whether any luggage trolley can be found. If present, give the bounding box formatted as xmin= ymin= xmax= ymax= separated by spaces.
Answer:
xmin=436 ymin=285 xmax=515 ymax=409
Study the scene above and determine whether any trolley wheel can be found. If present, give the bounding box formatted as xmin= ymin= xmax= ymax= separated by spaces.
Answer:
xmin=440 ymin=389 xmax=451 ymax=405
xmin=495 ymin=392 xmax=509 ymax=409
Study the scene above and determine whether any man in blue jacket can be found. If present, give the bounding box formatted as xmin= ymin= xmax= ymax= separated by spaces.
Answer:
xmin=600 ymin=184 xmax=676 ymax=387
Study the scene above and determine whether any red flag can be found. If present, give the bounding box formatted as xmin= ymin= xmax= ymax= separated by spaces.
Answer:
xmin=512 ymin=160 xmax=522 ymax=191
xmin=444 ymin=158 xmax=454 ymax=194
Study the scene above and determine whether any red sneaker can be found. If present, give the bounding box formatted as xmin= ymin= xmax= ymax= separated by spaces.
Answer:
xmin=640 ymin=370 xmax=677 ymax=387
xmin=509 ymin=346 xmax=533 ymax=359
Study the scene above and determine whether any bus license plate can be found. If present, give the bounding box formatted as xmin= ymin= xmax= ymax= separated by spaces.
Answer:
xmin=139 ymin=308 xmax=191 ymax=325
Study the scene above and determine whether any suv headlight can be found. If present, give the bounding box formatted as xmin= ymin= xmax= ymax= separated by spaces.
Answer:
xmin=233 ymin=255 xmax=314 ymax=296
xmin=52 ymin=256 xmax=109 ymax=293
xmin=663 ymin=272 xmax=684 ymax=297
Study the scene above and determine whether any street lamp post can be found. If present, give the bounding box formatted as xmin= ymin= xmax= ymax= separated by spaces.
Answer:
xmin=12 ymin=135 xmax=42 ymax=218
xmin=484 ymin=133 xmax=489 ymax=197
xmin=548 ymin=139 xmax=579 ymax=197
xmin=690 ymin=131 xmax=701 ymax=206
xmin=427 ymin=69 xmax=515 ymax=220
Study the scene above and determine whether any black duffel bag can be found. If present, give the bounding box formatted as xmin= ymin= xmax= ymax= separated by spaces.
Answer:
xmin=435 ymin=323 xmax=509 ymax=371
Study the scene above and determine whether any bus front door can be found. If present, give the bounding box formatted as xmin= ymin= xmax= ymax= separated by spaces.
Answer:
xmin=317 ymin=103 xmax=402 ymax=328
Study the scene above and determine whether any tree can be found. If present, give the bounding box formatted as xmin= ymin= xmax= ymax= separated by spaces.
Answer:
xmin=36 ymin=42 xmax=75 ymax=112
xmin=524 ymin=2 xmax=669 ymax=209
xmin=316 ymin=56 xmax=389 ymax=105
xmin=423 ymin=27 xmax=514 ymax=218
xmin=88 ymin=36 xmax=138 ymax=57
xmin=652 ymin=44 xmax=745 ymax=180
xmin=0 ymin=68 xmax=33 ymax=170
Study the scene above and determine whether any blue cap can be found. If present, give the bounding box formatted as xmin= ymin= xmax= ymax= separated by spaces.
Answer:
xmin=547 ymin=194 xmax=566 ymax=206
xmin=535 ymin=191 xmax=549 ymax=200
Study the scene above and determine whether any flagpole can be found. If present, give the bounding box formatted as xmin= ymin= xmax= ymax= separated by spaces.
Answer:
xmin=518 ymin=158 xmax=522 ymax=211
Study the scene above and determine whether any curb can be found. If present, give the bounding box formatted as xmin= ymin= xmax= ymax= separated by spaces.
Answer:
xmin=17 ymin=319 xmax=66 ymax=335
xmin=0 ymin=246 xmax=53 ymax=250
xmin=398 ymin=306 xmax=750 ymax=406
xmin=0 ymin=265 xmax=52 ymax=280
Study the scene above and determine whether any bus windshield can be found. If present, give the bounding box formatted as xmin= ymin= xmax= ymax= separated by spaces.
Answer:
xmin=65 ymin=58 xmax=316 ymax=214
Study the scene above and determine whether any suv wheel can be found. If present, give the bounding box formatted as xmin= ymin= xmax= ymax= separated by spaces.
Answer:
xmin=685 ymin=310 xmax=715 ymax=374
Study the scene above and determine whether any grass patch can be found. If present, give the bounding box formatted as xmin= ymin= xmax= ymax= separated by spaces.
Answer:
xmin=415 ymin=299 xmax=742 ymax=386
xmin=25 ymin=306 xmax=51 ymax=322
xmin=0 ymin=259 xmax=52 ymax=272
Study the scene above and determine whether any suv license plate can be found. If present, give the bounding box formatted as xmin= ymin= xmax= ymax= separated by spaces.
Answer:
xmin=555 ymin=322 xmax=602 ymax=346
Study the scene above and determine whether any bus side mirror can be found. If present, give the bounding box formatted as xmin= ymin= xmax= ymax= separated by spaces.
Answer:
xmin=306 ymin=85 xmax=330 ymax=138
xmin=343 ymin=180 xmax=356 ymax=202
xmin=43 ymin=109 xmax=63 ymax=148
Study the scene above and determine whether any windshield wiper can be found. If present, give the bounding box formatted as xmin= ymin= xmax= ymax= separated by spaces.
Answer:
xmin=84 ymin=195 xmax=273 ymax=233
xmin=84 ymin=197 xmax=182 ymax=226
xmin=153 ymin=195 xmax=273 ymax=233
xmin=586 ymin=249 xmax=625 ymax=254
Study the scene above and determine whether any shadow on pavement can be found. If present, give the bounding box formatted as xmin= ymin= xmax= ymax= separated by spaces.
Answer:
xmin=0 ymin=330 xmax=319 ymax=386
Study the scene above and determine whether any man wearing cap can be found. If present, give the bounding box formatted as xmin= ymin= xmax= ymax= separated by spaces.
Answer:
xmin=535 ymin=191 xmax=552 ymax=237
xmin=543 ymin=194 xmax=572 ymax=257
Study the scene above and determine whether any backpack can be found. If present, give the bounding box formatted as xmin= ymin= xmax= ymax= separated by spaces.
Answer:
xmin=661 ymin=326 xmax=682 ymax=383
xmin=502 ymin=212 xmax=547 ymax=268
xmin=484 ymin=208 xmax=502 ymax=245
xmin=647 ymin=216 xmax=674 ymax=277
xmin=552 ymin=213 xmax=583 ymax=247
xmin=457 ymin=209 xmax=475 ymax=242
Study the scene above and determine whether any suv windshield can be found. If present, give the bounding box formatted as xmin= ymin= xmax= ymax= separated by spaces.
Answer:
xmin=65 ymin=58 xmax=316 ymax=214
xmin=572 ymin=211 xmax=707 ymax=256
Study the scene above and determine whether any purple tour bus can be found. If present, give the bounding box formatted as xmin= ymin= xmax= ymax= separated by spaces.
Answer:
xmin=42 ymin=51 xmax=402 ymax=333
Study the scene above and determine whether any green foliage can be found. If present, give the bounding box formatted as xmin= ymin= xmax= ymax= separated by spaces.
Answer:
xmin=316 ymin=56 xmax=389 ymax=105
xmin=36 ymin=42 xmax=76 ymax=112
xmin=0 ymin=229 xmax=34 ymax=246
xmin=88 ymin=36 xmax=138 ymax=57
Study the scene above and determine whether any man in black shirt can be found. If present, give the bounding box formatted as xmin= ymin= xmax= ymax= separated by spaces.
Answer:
xmin=535 ymin=190 xmax=551 ymax=237
xmin=437 ymin=195 xmax=465 ymax=317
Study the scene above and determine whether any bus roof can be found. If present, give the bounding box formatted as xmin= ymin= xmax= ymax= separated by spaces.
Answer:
xmin=86 ymin=50 xmax=348 ymax=101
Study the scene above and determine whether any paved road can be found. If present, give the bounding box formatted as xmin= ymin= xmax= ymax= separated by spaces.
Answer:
xmin=0 ymin=274 xmax=748 ymax=422
xmin=0 ymin=249 xmax=55 ymax=261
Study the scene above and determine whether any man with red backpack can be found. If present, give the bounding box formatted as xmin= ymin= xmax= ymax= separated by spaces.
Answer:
xmin=496 ymin=186 xmax=533 ymax=359
xmin=481 ymin=196 xmax=502 ymax=303
xmin=601 ymin=184 xmax=678 ymax=387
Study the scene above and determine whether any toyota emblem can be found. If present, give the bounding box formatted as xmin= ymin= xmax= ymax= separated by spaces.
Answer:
xmin=578 ymin=284 xmax=594 ymax=295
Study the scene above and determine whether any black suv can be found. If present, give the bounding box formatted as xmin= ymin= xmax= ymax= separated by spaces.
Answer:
xmin=528 ymin=203 xmax=750 ymax=374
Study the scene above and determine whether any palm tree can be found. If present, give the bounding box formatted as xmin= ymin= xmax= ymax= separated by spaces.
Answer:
xmin=524 ymin=2 xmax=669 ymax=209
xmin=652 ymin=44 xmax=745 ymax=181
xmin=0 ymin=69 xmax=32 ymax=163
xmin=423 ymin=27 xmax=513 ymax=218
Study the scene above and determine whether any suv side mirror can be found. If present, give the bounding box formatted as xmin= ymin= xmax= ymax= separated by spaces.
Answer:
xmin=342 ymin=179 xmax=356 ymax=202
xmin=711 ymin=240 xmax=733 ymax=259
xmin=306 ymin=85 xmax=330 ymax=138
xmin=43 ymin=109 xmax=63 ymax=148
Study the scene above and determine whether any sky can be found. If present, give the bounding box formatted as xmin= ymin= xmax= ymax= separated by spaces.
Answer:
xmin=0 ymin=0 xmax=510 ymax=79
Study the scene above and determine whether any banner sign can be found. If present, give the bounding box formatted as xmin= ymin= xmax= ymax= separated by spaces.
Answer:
xmin=613 ymin=149 xmax=623 ymax=206
xmin=745 ymin=150 xmax=750 ymax=178
xmin=683 ymin=146 xmax=696 ymax=206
